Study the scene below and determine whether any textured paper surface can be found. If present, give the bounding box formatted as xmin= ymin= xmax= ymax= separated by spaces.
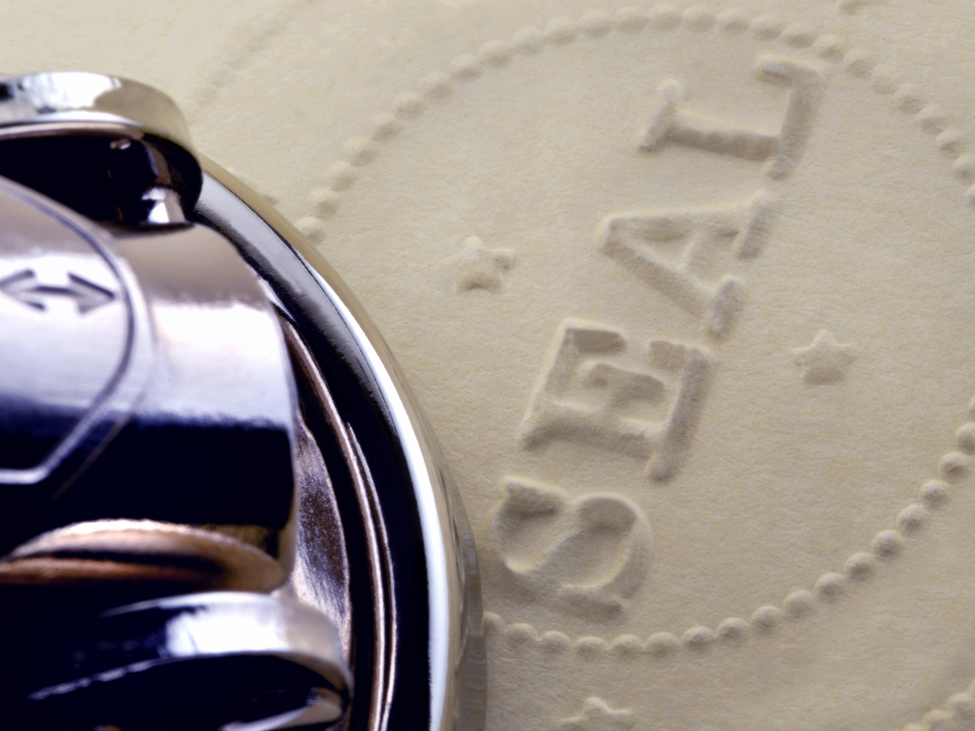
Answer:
xmin=8 ymin=2 xmax=975 ymax=730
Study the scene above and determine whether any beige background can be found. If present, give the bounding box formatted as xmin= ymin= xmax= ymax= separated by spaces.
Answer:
xmin=4 ymin=2 xmax=973 ymax=220
xmin=6 ymin=3 xmax=975 ymax=731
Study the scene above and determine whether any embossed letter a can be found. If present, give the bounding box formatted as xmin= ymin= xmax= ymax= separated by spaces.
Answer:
xmin=601 ymin=190 xmax=775 ymax=336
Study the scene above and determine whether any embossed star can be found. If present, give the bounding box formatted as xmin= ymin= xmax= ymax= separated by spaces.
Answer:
xmin=447 ymin=235 xmax=514 ymax=293
xmin=791 ymin=329 xmax=856 ymax=384
xmin=558 ymin=698 xmax=634 ymax=731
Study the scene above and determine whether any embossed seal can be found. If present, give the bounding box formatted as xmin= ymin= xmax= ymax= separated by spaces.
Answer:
xmin=191 ymin=4 xmax=975 ymax=731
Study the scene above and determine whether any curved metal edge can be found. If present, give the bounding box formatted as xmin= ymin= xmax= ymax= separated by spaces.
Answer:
xmin=0 ymin=73 xmax=204 ymax=215
xmin=0 ymin=73 xmax=195 ymax=158
xmin=18 ymin=591 xmax=351 ymax=730
xmin=192 ymin=160 xmax=485 ymax=731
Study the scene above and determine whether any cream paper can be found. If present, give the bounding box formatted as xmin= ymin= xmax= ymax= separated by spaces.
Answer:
xmin=6 ymin=2 xmax=975 ymax=730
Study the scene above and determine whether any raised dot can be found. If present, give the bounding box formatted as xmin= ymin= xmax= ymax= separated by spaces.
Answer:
xmin=296 ymin=216 xmax=327 ymax=244
xmin=343 ymin=136 xmax=379 ymax=166
xmin=683 ymin=6 xmax=715 ymax=32
xmin=920 ymin=479 xmax=951 ymax=509
xmin=940 ymin=451 xmax=973 ymax=481
xmin=505 ymin=622 xmax=539 ymax=644
xmin=646 ymin=632 xmax=680 ymax=657
xmin=901 ymin=725 xmax=925 ymax=731
xmin=924 ymin=710 xmax=953 ymax=731
xmin=951 ymin=423 xmax=975 ymax=464
xmin=966 ymin=183 xmax=975 ymax=208
xmin=575 ymin=636 xmax=610 ymax=656
xmin=479 ymin=39 xmax=515 ymax=67
xmin=610 ymin=634 xmax=645 ymax=656
xmin=815 ymin=572 xmax=845 ymax=599
xmin=783 ymin=590 xmax=816 ymax=619
xmin=894 ymin=84 xmax=925 ymax=114
xmin=323 ymin=161 xmax=358 ymax=191
xmin=420 ymin=72 xmax=452 ymax=99
xmin=813 ymin=34 xmax=846 ymax=62
xmin=897 ymin=503 xmax=929 ymax=535
xmin=538 ymin=630 xmax=571 ymax=653
xmin=716 ymin=9 xmax=749 ymax=34
xmin=647 ymin=5 xmax=680 ymax=31
xmin=716 ymin=617 xmax=749 ymax=642
xmin=618 ymin=6 xmax=651 ymax=32
xmin=369 ymin=113 xmax=402 ymax=141
xmin=870 ymin=66 xmax=898 ymax=95
xmin=954 ymin=154 xmax=975 ymax=181
xmin=512 ymin=26 xmax=546 ymax=54
xmin=751 ymin=15 xmax=784 ymax=41
xmin=450 ymin=54 xmax=482 ymax=80
xmin=308 ymin=188 xmax=341 ymax=218
xmin=951 ymin=693 xmax=975 ymax=721
xmin=938 ymin=128 xmax=968 ymax=156
xmin=393 ymin=91 xmax=424 ymax=116
xmin=579 ymin=11 xmax=613 ymax=37
xmin=870 ymin=529 xmax=905 ymax=559
xmin=781 ymin=23 xmax=816 ymax=48
xmin=682 ymin=625 xmax=715 ymax=651
xmin=844 ymin=552 xmax=877 ymax=581
xmin=765 ymin=156 xmax=795 ymax=180
xmin=844 ymin=49 xmax=876 ymax=78
xmin=918 ymin=105 xmax=949 ymax=135
xmin=482 ymin=612 xmax=503 ymax=635
xmin=751 ymin=605 xmax=783 ymax=633
xmin=545 ymin=16 xmax=578 ymax=44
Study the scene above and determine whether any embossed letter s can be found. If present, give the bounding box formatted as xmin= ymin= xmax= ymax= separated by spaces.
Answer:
xmin=491 ymin=478 xmax=652 ymax=614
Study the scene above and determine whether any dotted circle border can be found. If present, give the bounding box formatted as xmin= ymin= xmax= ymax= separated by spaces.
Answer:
xmin=291 ymin=5 xmax=975 ymax=659
xmin=901 ymin=676 xmax=975 ymax=731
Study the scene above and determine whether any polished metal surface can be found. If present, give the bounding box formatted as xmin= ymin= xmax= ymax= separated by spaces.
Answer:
xmin=0 ymin=72 xmax=201 ymax=224
xmin=0 ymin=72 xmax=193 ymax=148
xmin=0 ymin=70 xmax=484 ymax=731
xmin=8 ymin=520 xmax=287 ymax=594
xmin=0 ymin=176 xmax=299 ymax=595
xmin=12 ymin=592 xmax=351 ymax=731
xmin=0 ymin=172 xmax=350 ymax=729
xmin=0 ymin=178 xmax=142 ymax=483
xmin=195 ymin=164 xmax=486 ymax=731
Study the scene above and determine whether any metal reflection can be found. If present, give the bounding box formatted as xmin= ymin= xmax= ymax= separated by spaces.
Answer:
xmin=0 ymin=70 xmax=484 ymax=731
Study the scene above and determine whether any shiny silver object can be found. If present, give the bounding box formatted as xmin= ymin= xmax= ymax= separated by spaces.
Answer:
xmin=0 ymin=71 xmax=484 ymax=731
xmin=21 ymin=592 xmax=351 ymax=731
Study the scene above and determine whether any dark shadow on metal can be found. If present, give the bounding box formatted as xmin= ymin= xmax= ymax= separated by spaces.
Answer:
xmin=193 ymin=163 xmax=486 ymax=731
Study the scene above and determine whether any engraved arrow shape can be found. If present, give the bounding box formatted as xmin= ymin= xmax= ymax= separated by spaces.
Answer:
xmin=0 ymin=269 xmax=115 ymax=314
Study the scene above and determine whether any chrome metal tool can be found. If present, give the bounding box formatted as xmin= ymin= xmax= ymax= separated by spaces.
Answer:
xmin=0 ymin=72 xmax=484 ymax=731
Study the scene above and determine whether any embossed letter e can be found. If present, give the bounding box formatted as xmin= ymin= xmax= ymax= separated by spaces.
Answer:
xmin=519 ymin=321 xmax=712 ymax=480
